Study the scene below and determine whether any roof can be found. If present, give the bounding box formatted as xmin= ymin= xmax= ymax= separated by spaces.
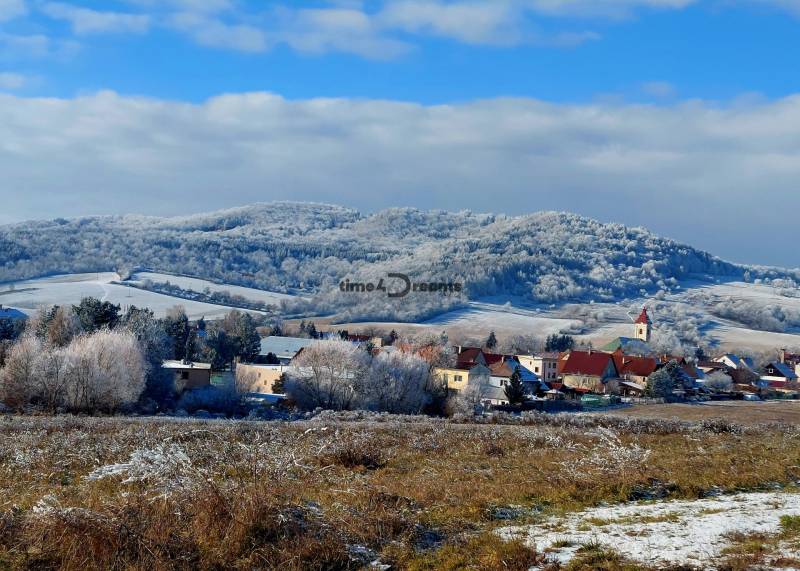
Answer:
xmin=635 ymin=307 xmax=652 ymax=325
xmin=600 ymin=337 xmax=652 ymax=356
xmin=0 ymin=306 xmax=26 ymax=320
xmin=259 ymin=336 xmax=315 ymax=358
xmin=620 ymin=381 xmax=646 ymax=391
xmin=489 ymin=359 xmax=541 ymax=382
xmin=560 ymin=351 xmax=617 ymax=377
xmin=612 ymin=354 xmax=658 ymax=378
xmin=456 ymin=347 xmax=505 ymax=367
xmin=767 ymin=361 xmax=798 ymax=380
xmin=716 ymin=354 xmax=755 ymax=370
xmin=162 ymin=360 xmax=212 ymax=370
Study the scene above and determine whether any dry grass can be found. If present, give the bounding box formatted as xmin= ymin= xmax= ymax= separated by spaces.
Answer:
xmin=609 ymin=400 xmax=800 ymax=425
xmin=0 ymin=412 xmax=799 ymax=569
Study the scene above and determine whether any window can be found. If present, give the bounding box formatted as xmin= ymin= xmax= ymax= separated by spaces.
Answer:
xmin=535 ymin=367 xmax=540 ymax=373
xmin=180 ymin=371 xmax=189 ymax=380
xmin=455 ymin=375 xmax=462 ymax=383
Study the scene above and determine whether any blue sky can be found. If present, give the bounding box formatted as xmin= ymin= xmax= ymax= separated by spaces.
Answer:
xmin=2 ymin=0 xmax=800 ymax=266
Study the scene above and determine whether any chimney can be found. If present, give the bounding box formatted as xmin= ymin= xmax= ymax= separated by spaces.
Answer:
xmin=780 ymin=348 xmax=787 ymax=364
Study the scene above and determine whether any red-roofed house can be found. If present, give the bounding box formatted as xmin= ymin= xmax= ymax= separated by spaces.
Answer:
xmin=560 ymin=350 xmax=619 ymax=393
xmin=612 ymin=352 xmax=658 ymax=384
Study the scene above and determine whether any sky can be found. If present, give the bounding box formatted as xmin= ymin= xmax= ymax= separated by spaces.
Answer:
xmin=1 ymin=1 xmax=800 ymax=267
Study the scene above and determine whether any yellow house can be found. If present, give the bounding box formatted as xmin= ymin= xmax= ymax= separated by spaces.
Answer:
xmin=235 ymin=363 xmax=289 ymax=394
xmin=434 ymin=366 xmax=472 ymax=391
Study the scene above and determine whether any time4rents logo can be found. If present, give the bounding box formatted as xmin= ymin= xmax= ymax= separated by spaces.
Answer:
xmin=339 ymin=273 xmax=463 ymax=299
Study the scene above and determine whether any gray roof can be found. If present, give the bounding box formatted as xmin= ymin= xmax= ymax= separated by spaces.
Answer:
xmin=259 ymin=336 xmax=315 ymax=358
xmin=0 ymin=307 xmax=26 ymax=320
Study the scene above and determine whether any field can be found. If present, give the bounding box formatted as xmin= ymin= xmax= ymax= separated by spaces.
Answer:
xmin=608 ymin=400 xmax=800 ymax=425
xmin=2 ymin=411 xmax=800 ymax=570
xmin=0 ymin=273 xmax=296 ymax=320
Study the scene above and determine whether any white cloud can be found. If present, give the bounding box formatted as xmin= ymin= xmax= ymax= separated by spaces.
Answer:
xmin=641 ymin=80 xmax=677 ymax=98
xmin=169 ymin=11 xmax=267 ymax=52
xmin=0 ymin=32 xmax=78 ymax=59
xmin=1 ymin=90 xmax=800 ymax=264
xmin=41 ymin=3 xmax=150 ymax=35
xmin=0 ymin=71 xmax=25 ymax=89
xmin=0 ymin=0 xmax=26 ymax=22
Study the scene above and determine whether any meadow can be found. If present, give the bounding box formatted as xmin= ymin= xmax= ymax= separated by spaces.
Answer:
xmin=1 ymin=411 xmax=800 ymax=569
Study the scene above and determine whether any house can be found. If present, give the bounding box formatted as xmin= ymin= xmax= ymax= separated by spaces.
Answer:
xmin=612 ymin=352 xmax=658 ymax=385
xmin=435 ymin=363 xmax=510 ymax=406
xmin=162 ymin=360 xmax=212 ymax=392
xmin=559 ymin=350 xmax=619 ymax=394
xmin=0 ymin=305 xmax=26 ymax=321
xmin=779 ymin=349 xmax=800 ymax=378
xmin=455 ymin=347 xmax=505 ymax=368
xmin=235 ymin=363 xmax=289 ymax=395
xmin=488 ymin=358 xmax=548 ymax=396
xmin=761 ymin=361 xmax=798 ymax=388
xmin=516 ymin=353 xmax=560 ymax=383
xmin=714 ymin=354 xmax=755 ymax=371
xmin=257 ymin=336 xmax=316 ymax=365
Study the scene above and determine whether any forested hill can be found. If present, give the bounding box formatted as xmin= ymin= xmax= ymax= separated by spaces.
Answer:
xmin=0 ymin=202 xmax=782 ymax=321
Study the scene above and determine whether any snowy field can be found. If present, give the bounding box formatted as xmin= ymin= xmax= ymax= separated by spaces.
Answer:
xmin=499 ymin=491 xmax=800 ymax=569
xmin=129 ymin=272 xmax=301 ymax=304
xmin=0 ymin=273 xmax=263 ymax=319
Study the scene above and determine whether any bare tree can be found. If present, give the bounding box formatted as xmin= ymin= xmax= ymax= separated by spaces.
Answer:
xmin=0 ymin=335 xmax=42 ymax=409
xmin=359 ymin=351 xmax=431 ymax=414
xmin=284 ymin=340 xmax=369 ymax=410
xmin=64 ymin=330 xmax=146 ymax=412
xmin=704 ymin=371 xmax=733 ymax=392
xmin=33 ymin=346 xmax=69 ymax=411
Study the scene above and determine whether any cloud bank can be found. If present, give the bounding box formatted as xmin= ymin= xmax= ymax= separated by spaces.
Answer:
xmin=0 ymin=90 xmax=799 ymax=266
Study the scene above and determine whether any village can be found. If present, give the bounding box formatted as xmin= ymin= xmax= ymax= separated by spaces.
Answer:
xmin=165 ymin=306 xmax=800 ymax=415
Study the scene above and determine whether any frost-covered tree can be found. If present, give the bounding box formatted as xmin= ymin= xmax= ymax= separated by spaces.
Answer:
xmin=704 ymin=371 xmax=734 ymax=392
xmin=72 ymin=298 xmax=121 ymax=333
xmin=64 ymin=330 xmax=146 ymax=412
xmin=358 ymin=351 xmax=431 ymax=414
xmin=0 ymin=335 xmax=41 ymax=409
xmin=284 ymin=340 xmax=369 ymax=410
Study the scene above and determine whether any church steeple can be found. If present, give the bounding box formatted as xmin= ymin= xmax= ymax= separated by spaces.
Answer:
xmin=634 ymin=307 xmax=652 ymax=342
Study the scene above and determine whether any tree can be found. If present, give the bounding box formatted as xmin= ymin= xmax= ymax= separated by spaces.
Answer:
xmin=645 ymin=369 xmax=674 ymax=398
xmin=545 ymin=334 xmax=575 ymax=353
xmin=163 ymin=306 xmax=190 ymax=361
xmin=485 ymin=331 xmax=497 ymax=350
xmin=358 ymin=351 xmax=431 ymax=414
xmin=72 ymin=297 xmax=121 ymax=332
xmin=307 ymin=322 xmax=318 ymax=340
xmin=504 ymin=366 xmax=526 ymax=405
xmin=0 ymin=335 xmax=41 ymax=409
xmin=705 ymin=371 xmax=733 ymax=392
xmin=63 ymin=330 xmax=146 ymax=412
xmin=33 ymin=305 xmax=79 ymax=347
xmin=221 ymin=311 xmax=261 ymax=363
xmin=269 ymin=320 xmax=284 ymax=337
xmin=387 ymin=330 xmax=399 ymax=345
xmin=202 ymin=328 xmax=236 ymax=370
xmin=122 ymin=306 xmax=173 ymax=406
xmin=284 ymin=340 xmax=368 ymax=410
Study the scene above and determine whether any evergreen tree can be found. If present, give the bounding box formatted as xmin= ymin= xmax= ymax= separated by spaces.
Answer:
xmin=645 ymin=363 xmax=685 ymax=398
xmin=269 ymin=321 xmax=283 ymax=337
xmin=486 ymin=331 xmax=497 ymax=350
xmin=504 ymin=366 xmax=526 ymax=405
xmin=388 ymin=330 xmax=399 ymax=345
xmin=307 ymin=322 xmax=318 ymax=339
xmin=162 ymin=306 xmax=190 ymax=361
xmin=72 ymin=297 xmax=121 ymax=332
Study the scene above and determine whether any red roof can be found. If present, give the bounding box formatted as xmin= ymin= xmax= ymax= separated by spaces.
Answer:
xmin=613 ymin=354 xmax=658 ymax=378
xmin=635 ymin=307 xmax=651 ymax=325
xmin=561 ymin=351 xmax=617 ymax=377
xmin=457 ymin=347 xmax=504 ymax=367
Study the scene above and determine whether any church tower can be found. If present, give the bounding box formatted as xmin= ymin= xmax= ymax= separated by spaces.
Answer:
xmin=634 ymin=307 xmax=652 ymax=342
